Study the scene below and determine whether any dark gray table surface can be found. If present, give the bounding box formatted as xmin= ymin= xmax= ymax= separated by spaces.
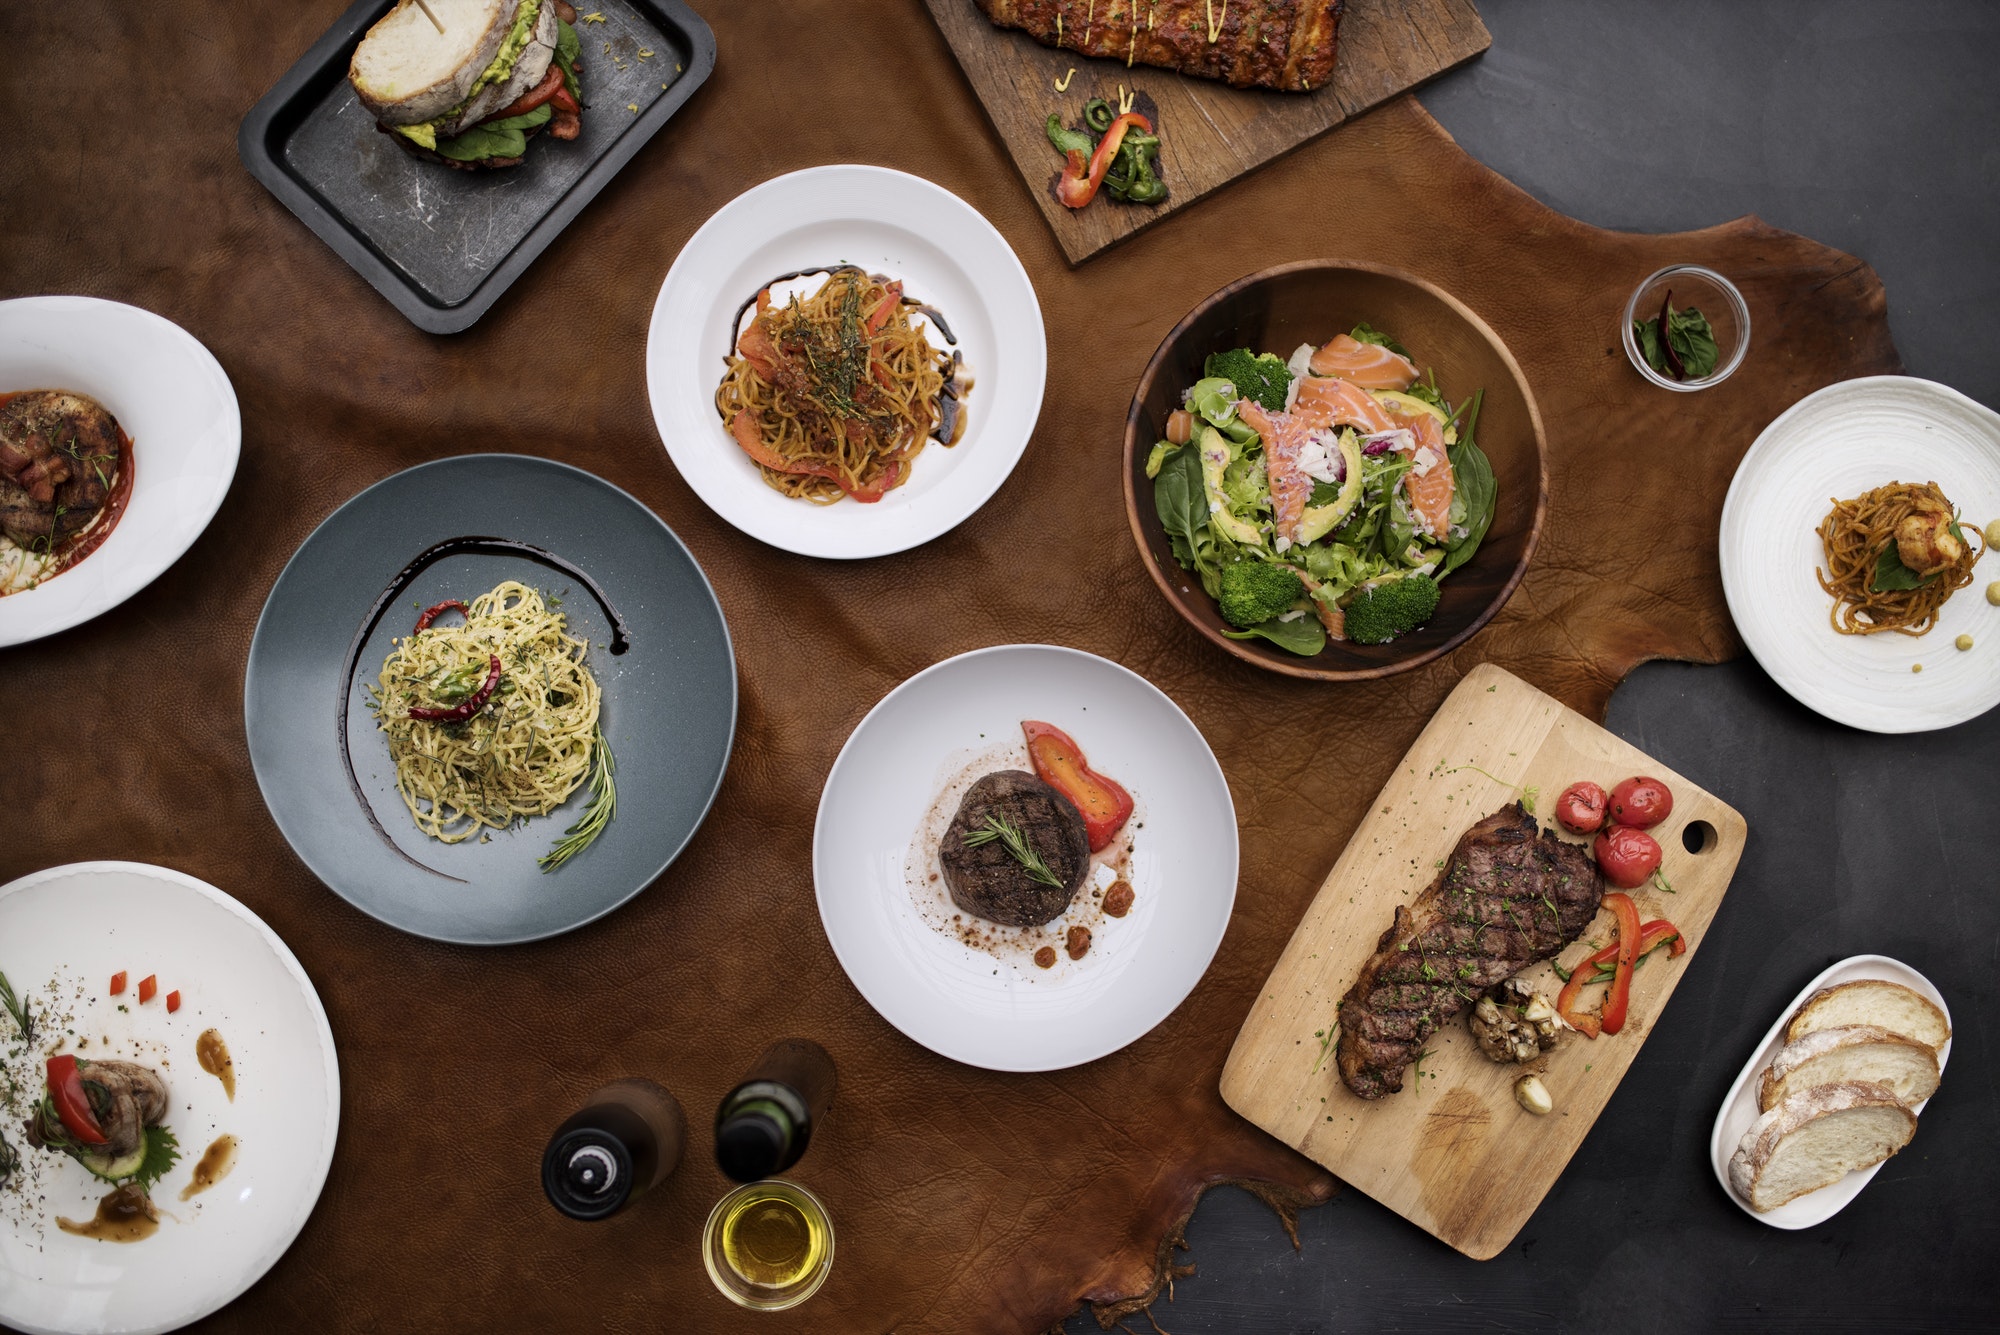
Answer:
xmin=1069 ymin=2 xmax=2000 ymax=1330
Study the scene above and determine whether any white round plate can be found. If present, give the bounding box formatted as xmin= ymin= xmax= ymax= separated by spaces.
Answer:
xmin=0 ymin=863 xmax=339 ymax=1335
xmin=0 ymin=297 xmax=240 ymax=647
xmin=813 ymin=645 xmax=1237 ymax=1071
xmin=644 ymin=165 xmax=1046 ymax=559
xmin=1719 ymin=375 xmax=2000 ymax=732
xmin=1710 ymin=954 xmax=1950 ymax=1228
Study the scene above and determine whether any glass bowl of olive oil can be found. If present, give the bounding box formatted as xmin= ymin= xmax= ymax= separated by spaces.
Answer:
xmin=1622 ymin=264 xmax=1751 ymax=392
xmin=703 ymin=1179 xmax=834 ymax=1311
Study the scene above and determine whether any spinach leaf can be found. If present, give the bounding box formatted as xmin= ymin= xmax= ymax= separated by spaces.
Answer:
xmin=484 ymin=104 xmax=554 ymax=132
xmin=1308 ymin=479 xmax=1343 ymax=507
xmin=555 ymin=18 xmax=582 ymax=98
xmin=1439 ymin=390 xmax=1494 ymax=577
xmin=437 ymin=123 xmax=528 ymax=160
xmin=1223 ymin=614 xmax=1327 ymax=657
xmin=1153 ymin=444 xmax=1212 ymax=578
xmin=1872 ymin=543 xmax=1936 ymax=592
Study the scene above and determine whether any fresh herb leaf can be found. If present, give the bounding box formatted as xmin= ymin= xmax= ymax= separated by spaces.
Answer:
xmin=538 ymin=724 xmax=616 ymax=872
xmin=1439 ymin=391 xmax=1494 ymax=577
xmin=1634 ymin=304 xmax=1720 ymax=380
xmin=1307 ymin=479 xmax=1343 ymax=507
xmin=1222 ymin=614 xmax=1326 ymax=657
xmin=132 ymin=1124 xmax=181 ymax=1191
xmin=961 ymin=813 xmax=1064 ymax=887
xmin=1871 ymin=542 xmax=1937 ymax=592
xmin=1521 ymin=785 xmax=1540 ymax=816
xmin=1310 ymin=1025 xmax=1337 ymax=1075
xmin=0 ymin=969 xmax=32 ymax=1044
xmin=1551 ymin=958 xmax=1573 ymax=983
xmin=1650 ymin=866 xmax=1676 ymax=894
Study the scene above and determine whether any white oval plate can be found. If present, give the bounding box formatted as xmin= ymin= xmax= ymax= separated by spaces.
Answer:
xmin=1719 ymin=375 xmax=2000 ymax=733
xmin=814 ymin=645 xmax=1237 ymax=1071
xmin=0 ymin=863 xmax=339 ymax=1335
xmin=0 ymin=297 xmax=240 ymax=647
xmin=1709 ymin=953 xmax=1951 ymax=1228
xmin=644 ymin=165 xmax=1046 ymax=559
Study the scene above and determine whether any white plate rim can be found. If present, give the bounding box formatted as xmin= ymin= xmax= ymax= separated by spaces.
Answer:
xmin=0 ymin=296 xmax=241 ymax=648
xmin=1708 ymin=952 xmax=1951 ymax=1228
xmin=643 ymin=164 xmax=1046 ymax=560
xmin=0 ymin=860 xmax=341 ymax=1335
xmin=811 ymin=643 xmax=1239 ymax=1072
xmin=1719 ymin=373 xmax=2000 ymax=734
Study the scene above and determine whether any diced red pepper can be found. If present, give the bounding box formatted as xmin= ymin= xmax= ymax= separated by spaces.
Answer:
xmin=1021 ymin=721 xmax=1135 ymax=852
xmin=1056 ymin=111 xmax=1153 ymax=209
xmin=165 ymin=990 xmax=181 ymax=1014
xmin=46 ymin=1054 xmax=110 ymax=1145
xmin=109 ymin=970 xmax=127 ymax=996
xmin=137 ymin=974 xmax=157 ymax=1003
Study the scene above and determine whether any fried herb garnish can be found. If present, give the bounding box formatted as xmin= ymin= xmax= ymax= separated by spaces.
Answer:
xmin=785 ymin=269 xmax=873 ymax=422
xmin=961 ymin=813 xmax=1065 ymax=888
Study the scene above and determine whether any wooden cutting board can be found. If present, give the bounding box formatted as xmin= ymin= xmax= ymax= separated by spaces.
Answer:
xmin=922 ymin=0 xmax=1490 ymax=264
xmin=1220 ymin=662 xmax=1748 ymax=1259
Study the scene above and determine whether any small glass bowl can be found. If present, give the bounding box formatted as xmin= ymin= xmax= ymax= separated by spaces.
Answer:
xmin=1621 ymin=264 xmax=1750 ymax=392
xmin=702 ymin=1179 xmax=834 ymax=1312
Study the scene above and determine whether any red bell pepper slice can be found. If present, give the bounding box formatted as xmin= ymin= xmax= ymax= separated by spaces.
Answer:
xmin=414 ymin=599 xmax=468 ymax=633
xmin=46 ymin=1055 xmax=110 ymax=1145
xmin=1056 ymin=112 xmax=1153 ymax=209
xmin=1021 ymin=721 xmax=1134 ymax=852
xmin=109 ymin=970 xmax=126 ymax=996
xmin=166 ymin=990 xmax=182 ymax=1014
xmin=1597 ymin=892 xmax=1643 ymax=1035
xmin=1556 ymin=911 xmax=1683 ymax=1038
xmin=138 ymin=974 xmax=157 ymax=1003
xmin=727 ymin=410 xmax=902 ymax=503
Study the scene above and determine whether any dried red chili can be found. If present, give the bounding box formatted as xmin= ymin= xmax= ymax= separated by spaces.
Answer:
xmin=408 ymin=655 xmax=501 ymax=722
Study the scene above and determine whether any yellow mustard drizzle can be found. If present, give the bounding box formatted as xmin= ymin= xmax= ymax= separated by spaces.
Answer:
xmin=1055 ymin=66 xmax=1076 ymax=91
xmin=1206 ymin=0 xmax=1227 ymax=44
xmin=1117 ymin=84 xmax=1135 ymax=114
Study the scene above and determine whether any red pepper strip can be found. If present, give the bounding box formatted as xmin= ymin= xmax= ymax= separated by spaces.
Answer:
xmin=413 ymin=599 xmax=468 ymax=633
xmin=1056 ymin=111 xmax=1154 ymax=209
xmin=409 ymin=655 xmax=501 ymax=722
xmin=728 ymin=410 xmax=901 ymax=503
xmin=865 ymin=281 xmax=903 ymax=334
xmin=1597 ymin=892 xmax=1643 ymax=1035
xmin=1022 ymin=720 xmax=1135 ymax=852
xmin=482 ymin=61 xmax=566 ymax=125
xmin=1556 ymin=910 xmax=1685 ymax=1038
xmin=46 ymin=1055 xmax=110 ymax=1145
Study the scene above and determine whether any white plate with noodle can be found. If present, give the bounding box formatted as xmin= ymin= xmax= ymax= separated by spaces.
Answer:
xmin=1720 ymin=375 xmax=2000 ymax=733
xmin=645 ymin=164 xmax=1046 ymax=559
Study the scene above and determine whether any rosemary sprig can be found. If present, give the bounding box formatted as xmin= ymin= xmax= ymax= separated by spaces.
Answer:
xmin=0 ymin=968 xmax=33 ymax=1045
xmin=538 ymin=724 xmax=616 ymax=872
xmin=1310 ymin=1024 xmax=1337 ymax=1075
xmin=960 ymin=813 xmax=1064 ymax=887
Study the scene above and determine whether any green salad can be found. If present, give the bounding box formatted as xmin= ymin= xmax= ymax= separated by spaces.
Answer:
xmin=1146 ymin=326 xmax=1498 ymax=655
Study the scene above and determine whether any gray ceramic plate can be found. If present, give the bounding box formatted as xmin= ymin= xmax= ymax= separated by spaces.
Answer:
xmin=245 ymin=454 xmax=735 ymax=944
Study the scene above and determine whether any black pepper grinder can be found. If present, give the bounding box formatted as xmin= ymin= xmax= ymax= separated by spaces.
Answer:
xmin=542 ymin=1078 xmax=686 ymax=1221
xmin=714 ymin=1039 xmax=837 ymax=1183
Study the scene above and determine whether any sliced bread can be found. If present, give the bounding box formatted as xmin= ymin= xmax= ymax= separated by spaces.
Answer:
xmin=349 ymin=0 xmax=510 ymax=126
xmin=1757 ymin=1024 xmax=1940 ymax=1111
xmin=1729 ymin=1081 xmax=1917 ymax=1212
xmin=431 ymin=0 xmax=558 ymax=137
xmin=1785 ymin=979 xmax=1950 ymax=1053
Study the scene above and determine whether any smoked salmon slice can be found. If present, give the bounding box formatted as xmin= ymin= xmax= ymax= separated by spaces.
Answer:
xmin=1308 ymin=334 xmax=1420 ymax=390
xmin=1293 ymin=375 xmax=1398 ymax=435
xmin=1382 ymin=406 xmax=1455 ymax=541
xmin=1237 ymin=401 xmax=1309 ymax=546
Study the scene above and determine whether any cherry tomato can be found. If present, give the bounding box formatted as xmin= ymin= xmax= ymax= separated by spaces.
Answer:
xmin=1594 ymin=825 xmax=1662 ymax=889
xmin=1609 ymin=776 xmax=1673 ymax=829
xmin=1555 ymin=781 xmax=1608 ymax=834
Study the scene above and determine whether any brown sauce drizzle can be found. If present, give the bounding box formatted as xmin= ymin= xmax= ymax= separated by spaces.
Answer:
xmin=197 ymin=1027 xmax=235 ymax=1101
xmin=58 ymin=1183 xmax=158 ymax=1242
xmin=1102 ymin=880 xmax=1135 ymax=918
xmin=179 ymin=1134 xmax=239 ymax=1201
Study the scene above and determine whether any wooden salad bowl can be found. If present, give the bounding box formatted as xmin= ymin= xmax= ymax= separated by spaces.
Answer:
xmin=1123 ymin=260 xmax=1549 ymax=681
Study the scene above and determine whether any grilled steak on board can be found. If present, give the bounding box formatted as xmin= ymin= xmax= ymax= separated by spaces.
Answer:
xmin=973 ymin=0 xmax=1347 ymax=93
xmin=1337 ymin=803 xmax=1604 ymax=1099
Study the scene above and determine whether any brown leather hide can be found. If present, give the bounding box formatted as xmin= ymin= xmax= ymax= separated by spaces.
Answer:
xmin=0 ymin=2 xmax=1898 ymax=1332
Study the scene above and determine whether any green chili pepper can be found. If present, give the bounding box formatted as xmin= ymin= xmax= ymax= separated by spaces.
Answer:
xmin=1082 ymin=98 xmax=1114 ymax=133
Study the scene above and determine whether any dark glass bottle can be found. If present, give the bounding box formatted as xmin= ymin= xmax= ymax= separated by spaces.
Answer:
xmin=542 ymin=1078 xmax=687 ymax=1221
xmin=714 ymin=1039 xmax=837 ymax=1183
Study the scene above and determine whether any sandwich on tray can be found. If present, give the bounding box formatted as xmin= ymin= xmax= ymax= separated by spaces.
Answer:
xmin=349 ymin=0 xmax=585 ymax=171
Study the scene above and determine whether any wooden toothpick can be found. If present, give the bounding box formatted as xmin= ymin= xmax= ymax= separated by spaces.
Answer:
xmin=412 ymin=0 xmax=445 ymax=32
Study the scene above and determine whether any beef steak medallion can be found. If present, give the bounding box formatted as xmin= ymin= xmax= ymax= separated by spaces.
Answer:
xmin=939 ymin=770 xmax=1090 ymax=927
xmin=1336 ymin=803 xmax=1606 ymax=1099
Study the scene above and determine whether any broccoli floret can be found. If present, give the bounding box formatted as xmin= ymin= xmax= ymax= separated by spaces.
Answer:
xmin=1219 ymin=561 xmax=1306 ymax=628
xmin=1203 ymin=348 xmax=1292 ymax=412
xmin=1342 ymin=574 xmax=1442 ymax=644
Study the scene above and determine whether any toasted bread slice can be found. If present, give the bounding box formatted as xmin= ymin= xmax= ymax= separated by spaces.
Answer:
xmin=1729 ymin=1081 xmax=1917 ymax=1212
xmin=1758 ymin=1024 xmax=1941 ymax=1111
xmin=431 ymin=0 xmax=558 ymax=137
xmin=350 ymin=0 xmax=510 ymax=126
xmin=1786 ymin=979 xmax=1950 ymax=1053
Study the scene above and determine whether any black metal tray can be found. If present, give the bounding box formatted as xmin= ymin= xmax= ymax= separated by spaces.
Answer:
xmin=240 ymin=0 xmax=715 ymax=334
